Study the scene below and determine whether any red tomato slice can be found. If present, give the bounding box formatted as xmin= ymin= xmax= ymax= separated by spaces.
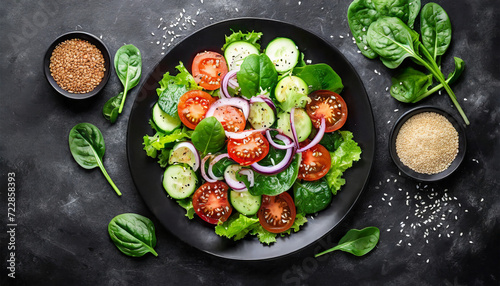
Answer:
xmin=212 ymin=105 xmax=246 ymax=132
xmin=297 ymin=140 xmax=331 ymax=181
xmin=192 ymin=181 xmax=232 ymax=224
xmin=227 ymin=132 xmax=270 ymax=166
xmin=177 ymin=90 xmax=216 ymax=129
xmin=258 ymin=192 xmax=296 ymax=233
xmin=306 ymin=90 xmax=348 ymax=132
xmin=192 ymin=51 xmax=228 ymax=90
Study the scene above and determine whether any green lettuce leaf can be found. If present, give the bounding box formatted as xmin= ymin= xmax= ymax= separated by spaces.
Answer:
xmin=222 ymin=30 xmax=263 ymax=51
xmin=177 ymin=198 xmax=195 ymax=219
xmin=325 ymin=131 xmax=362 ymax=195
xmin=215 ymin=214 xmax=260 ymax=241
xmin=142 ymin=127 xmax=192 ymax=158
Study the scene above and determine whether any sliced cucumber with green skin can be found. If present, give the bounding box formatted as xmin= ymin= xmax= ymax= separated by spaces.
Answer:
xmin=277 ymin=108 xmax=312 ymax=142
xmin=152 ymin=103 xmax=181 ymax=134
xmin=265 ymin=37 xmax=300 ymax=73
xmin=168 ymin=142 xmax=199 ymax=171
xmin=275 ymin=75 xmax=309 ymax=104
xmin=230 ymin=190 xmax=261 ymax=216
xmin=162 ymin=165 xmax=198 ymax=199
xmin=224 ymin=41 xmax=260 ymax=70
xmin=248 ymin=101 xmax=276 ymax=129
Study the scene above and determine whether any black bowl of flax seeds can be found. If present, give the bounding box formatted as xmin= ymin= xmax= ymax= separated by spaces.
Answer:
xmin=44 ymin=31 xmax=111 ymax=99
xmin=389 ymin=105 xmax=467 ymax=181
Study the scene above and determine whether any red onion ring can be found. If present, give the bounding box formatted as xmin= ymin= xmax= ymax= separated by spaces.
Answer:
xmin=205 ymin=97 xmax=250 ymax=120
xmin=238 ymin=169 xmax=254 ymax=187
xmin=224 ymin=165 xmax=247 ymax=191
xmin=290 ymin=108 xmax=300 ymax=149
xmin=171 ymin=142 xmax=201 ymax=171
xmin=265 ymin=130 xmax=295 ymax=150
xmin=297 ymin=117 xmax=326 ymax=153
xmin=221 ymin=69 xmax=239 ymax=98
xmin=251 ymin=135 xmax=296 ymax=175
xmin=201 ymin=155 xmax=217 ymax=183
xmin=225 ymin=128 xmax=267 ymax=139
xmin=208 ymin=153 xmax=229 ymax=181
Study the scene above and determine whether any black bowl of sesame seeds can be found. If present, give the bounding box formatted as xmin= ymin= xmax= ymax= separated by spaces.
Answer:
xmin=44 ymin=31 xmax=111 ymax=99
xmin=389 ymin=105 xmax=467 ymax=182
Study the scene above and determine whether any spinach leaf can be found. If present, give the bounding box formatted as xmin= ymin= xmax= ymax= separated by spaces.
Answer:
xmin=248 ymin=154 xmax=301 ymax=196
xmin=293 ymin=179 xmax=333 ymax=214
xmin=222 ymin=30 xmax=263 ymax=51
xmin=315 ymin=227 xmax=380 ymax=257
xmin=420 ymin=2 xmax=452 ymax=61
xmin=191 ymin=117 xmax=226 ymax=156
xmin=211 ymin=156 xmax=236 ymax=178
xmin=347 ymin=0 xmax=410 ymax=58
xmin=102 ymin=92 xmax=123 ymax=123
xmin=108 ymin=213 xmax=158 ymax=257
xmin=407 ymin=0 xmax=421 ymax=29
xmin=237 ymin=54 xmax=278 ymax=98
xmin=319 ymin=131 xmax=344 ymax=152
xmin=68 ymin=123 xmax=121 ymax=196
xmin=390 ymin=67 xmax=433 ymax=103
xmin=114 ymin=44 xmax=142 ymax=114
xmin=293 ymin=63 xmax=344 ymax=94
xmin=367 ymin=17 xmax=418 ymax=69
xmin=157 ymin=84 xmax=187 ymax=119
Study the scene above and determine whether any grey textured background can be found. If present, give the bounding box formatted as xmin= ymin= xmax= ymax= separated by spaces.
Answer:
xmin=1 ymin=0 xmax=499 ymax=285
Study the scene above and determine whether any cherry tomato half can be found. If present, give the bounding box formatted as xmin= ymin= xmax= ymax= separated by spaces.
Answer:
xmin=177 ymin=90 xmax=216 ymax=129
xmin=192 ymin=51 xmax=228 ymax=90
xmin=306 ymin=90 xmax=348 ymax=132
xmin=227 ymin=131 xmax=270 ymax=166
xmin=213 ymin=105 xmax=246 ymax=132
xmin=258 ymin=192 xmax=296 ymax=233
xmin=192 ymin=181 xmax=232 ymax=224
xmin=297 ymin=140 xmax=331 ymax=181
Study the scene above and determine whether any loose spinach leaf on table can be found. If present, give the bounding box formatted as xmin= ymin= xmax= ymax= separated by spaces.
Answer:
xmin=293 ymin=179 xmax=333 ymax=214
xmin=407 ymin=0 xmax=421 ymax=29
xmin=237 ymin=53 xmax=278 ymax=98
xmin=191 ymin=117 xmax=226 ymax=156
xmin=293 ymin=63 xmax=344 ymax=94
xmin=315 ymin=227 xmax=380 ymax=257
xmin=347 ymin=0 xmax=410 ymax=59
xmin=108 ymin=213 xmax=158 ymax=257
xmin=115 ymin=44 xmax=142 ymax=113
xmin=420 ymin=2 xmax=452 ymax=62
xmin=68 ymin=123 xmax=121 ymax=196
xmin=390 ymin=67 xmax=433 ymax=103
xmin=102 ymin=92 xmax=123 ymax=123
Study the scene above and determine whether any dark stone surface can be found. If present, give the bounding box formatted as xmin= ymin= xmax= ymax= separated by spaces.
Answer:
xmin=1 ymin=0 xmax=499 ymax=285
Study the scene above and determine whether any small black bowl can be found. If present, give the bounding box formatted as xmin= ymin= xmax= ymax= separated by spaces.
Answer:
xmin=43 ymin=31 xmax=111 ymax=100
xmin=389 ymin=105 xmax=467 ymax=181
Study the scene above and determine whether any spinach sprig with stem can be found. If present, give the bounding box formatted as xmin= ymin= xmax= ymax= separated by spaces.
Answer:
xmin=103 ymin=44 xmax=142 ymax=123
xmin=68 ymin=123 xmax=121 ymax=196
xmin=366 ymin=15 xmax=469 ymax=125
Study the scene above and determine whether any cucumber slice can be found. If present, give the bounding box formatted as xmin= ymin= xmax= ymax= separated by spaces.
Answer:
xmin=162 ymin=165 xmax=198 ymax=199
xmin=277 ymin=108 xmax=312 ymax=142
xmin=224 ymin=41 xmax=260 ymax=70
xmin=265 ymin=37 xmax=300 ymax=73
xmin=248 ymin=101 xmax=276 ymax=129
xmin=152 ymin=103 xmax=181 ymax=133
xmin=230 ymin=190 xmax=261 ymax=216
xmin=275 ymin=75 xmax=309 ymax=105
xmin=168 ymin=142 xmax=199 ymax=171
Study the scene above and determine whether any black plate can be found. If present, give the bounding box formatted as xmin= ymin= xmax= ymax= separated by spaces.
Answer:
xmin=389 ymin=105 xmax=466 ymax=181
xmin=43 ymin=31 xmax=111 ymax=99
xmin=126 ymin=18 xmax=375 ymax=260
